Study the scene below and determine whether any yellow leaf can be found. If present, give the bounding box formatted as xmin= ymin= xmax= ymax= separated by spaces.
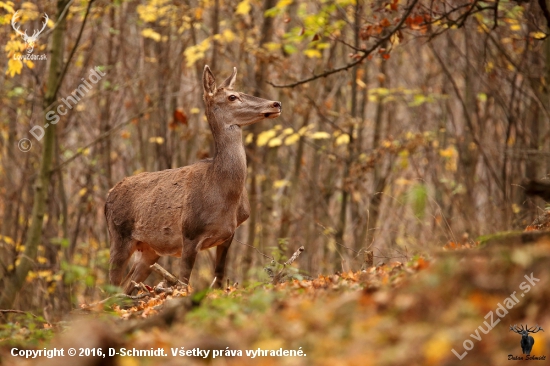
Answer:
xmin=512 ymin=204 xmax=521 ymax=214
xmin=6 ymin=58 xmax=23 ymax=77
xmin=335 ymin=133 xmax=350 ymax=145
xmin=395 ymin=178 xmax=412 ymax=185
xmin=26 ymin=271 xmax=37 ymax=282
xmin=284 ymin=133 xmax=300 ymax=146
xmin=191 ymin=107 xmax=200 ymax=114
xmin=273 ymin=180 xmax=290 ymax=189
xmin=222 ymin=29 xmax=236 ymax=42
xmin=264 ymin=42 xmax=281 ymax=51
xmin=298 ymin=125 xmax=313 ymax=136
xmin=510 ymin=24 xmax=521 ymax=31
xmin=119 ymin=357 xmax=140 ymax=366
xmin=268 ymin=138 xmax=282 ymax=147
xmin=5 ymin=40 xmax=25 ymax=54
xmin=257 ymin=129 xmax=277 ymax=147
xmin=310 ymin=131 xmax=331 ymax=139
xmin=439 ymin=146 xmax=456 ymax=158
xmin=236 ymin=0 xmax=251 ymax=15
xmin=195 ymin=7 xmax=203 ymax=20
xmin=0 ymin=1 xmax=15 ymax=13
xmin=184 ymin=38 xmax=211 ymax=67
xmin=424 ymin=333 xmax=451 ymax=365
xmin=245 ymin=133 xmax=253 ymax=144
xmin=141 ymin=28 xmax=162 ymax=42
xmin=275 ymin=0 xmax=292 ymax=9
xmin=79 ymin=188 xmax=87 ymax=197
xmin=0 ymin=235 xmax=14 ymax=245
xmin=25 ymin=60 xmax=34 ymax=69
xmin=137 ymin=5 xmax=158 ymax=23
xmin=304 ymin=49 xmax=322 ymax=58
xmin=530 ymin=31 xmax=546 ymax=39
xmin=148 ymin=137 xmax=165 ymax=144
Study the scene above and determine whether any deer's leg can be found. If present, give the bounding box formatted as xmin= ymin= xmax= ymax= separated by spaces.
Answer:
xmin=121 ymin=244 xmax=160 ymax=295
xmin=109 ymin=232 xmax=135 ymax=287
xmin=213 ymin=234 xmax=234 ymax=288
xmin=179 ymin=238 xmax=199 ymax=286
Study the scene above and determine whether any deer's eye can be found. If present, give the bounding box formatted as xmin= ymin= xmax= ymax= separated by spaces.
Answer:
xmin=228 ymin=95 xmax=237 ymax=101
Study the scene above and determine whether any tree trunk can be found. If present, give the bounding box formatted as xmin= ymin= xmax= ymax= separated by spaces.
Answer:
xmin=242 ymin=0 xmax=277 ymax=280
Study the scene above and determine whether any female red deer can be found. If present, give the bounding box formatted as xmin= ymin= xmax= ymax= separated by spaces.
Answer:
xmin=105 ymin=66 xmax=281 ymax=294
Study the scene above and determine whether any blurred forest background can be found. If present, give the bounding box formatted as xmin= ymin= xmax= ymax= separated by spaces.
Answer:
xmin=0 ymin=0 xmax=549 ymax=315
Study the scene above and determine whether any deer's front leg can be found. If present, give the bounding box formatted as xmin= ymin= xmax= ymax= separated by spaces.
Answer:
xmin=213 ymin=234 xmax=234 ymax=288
xmin=180 ymin=238 xmax=198 ymax=286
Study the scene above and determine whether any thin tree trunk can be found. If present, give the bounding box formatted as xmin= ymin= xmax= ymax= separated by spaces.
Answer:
xmin=242 ymin=0 xmax=277 ymax=280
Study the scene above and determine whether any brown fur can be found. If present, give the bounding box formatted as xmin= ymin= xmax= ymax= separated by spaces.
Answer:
xmin=105 ymin=66 xmax=281 ymax=293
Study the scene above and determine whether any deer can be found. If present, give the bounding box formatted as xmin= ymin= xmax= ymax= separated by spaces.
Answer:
xmin=105 ymin=66 xmax=281 ymax=294
xmin=11 ymin=10 xmax=49 ymax=54
xmin=509 ymin=324 xmax=544 ymax=355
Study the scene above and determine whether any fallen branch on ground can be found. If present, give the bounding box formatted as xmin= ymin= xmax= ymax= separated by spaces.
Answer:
xmin=150 ymin=263 xmax=186 ymax=287
xmin=81 ymin=293 xmax=152 ymax=310
xmin=0 ymin=309 xmax=38 ymax=318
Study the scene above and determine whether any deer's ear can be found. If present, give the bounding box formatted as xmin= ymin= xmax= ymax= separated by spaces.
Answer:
xmin=203 ymin=65 xmax=216 ymax=95
xmin=219 ymin=67 xmax=237 ymax=90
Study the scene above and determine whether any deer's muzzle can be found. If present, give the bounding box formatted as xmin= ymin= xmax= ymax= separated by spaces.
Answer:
xmin=264 ymin=101 xmax=282 ymax=119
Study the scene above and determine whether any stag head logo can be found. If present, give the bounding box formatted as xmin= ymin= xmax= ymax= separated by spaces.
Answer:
xmin=11 ymin=10 xmax=49 ymax=54
xmin=510 ymin=324 xmax=544 ymax=355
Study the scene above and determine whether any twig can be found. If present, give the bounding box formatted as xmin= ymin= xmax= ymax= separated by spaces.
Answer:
xmin=82 ymin=293 xmax=151 ymax=309
xmin=131 ymin=281 xmax=150 ymax=293
xmin=284 ymin=246 xmax=305 ymax=266
xmin=150 ymin=263 xmax=184 ymax=287
xmin=50 ymin=108 xmax=152 ymax=173
xmin=43 ymin=0 xmax=75 ymax=37
xmin=234 ymin=238 xmax=274 ymax=260
xmin=0 ymin=309 xmax=38 ymax=318
xmin=52 ymin=0 xmax=95 ymax=98
xmin=273 ymin=246 xmax=306 ymax=284
xmin=153 ymin=285 xmax=174 ymax=295
xmin=268 ymin=0 xmax=419 ymax=88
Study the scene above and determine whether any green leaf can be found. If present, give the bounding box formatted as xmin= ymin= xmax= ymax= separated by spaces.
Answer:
xmin=409 ymin=183 xmax=427 ymax=219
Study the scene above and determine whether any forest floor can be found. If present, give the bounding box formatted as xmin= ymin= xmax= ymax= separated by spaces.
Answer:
xmin=1 ymin=231 xmax=549 ymax=366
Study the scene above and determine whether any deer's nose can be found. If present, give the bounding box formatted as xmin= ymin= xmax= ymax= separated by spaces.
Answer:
xmin=273 ymin=102 xmax=282 ymax=109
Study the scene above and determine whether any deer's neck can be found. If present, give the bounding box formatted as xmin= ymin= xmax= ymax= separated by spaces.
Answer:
xmin=207 ymin=110 xmax=247 ymax=193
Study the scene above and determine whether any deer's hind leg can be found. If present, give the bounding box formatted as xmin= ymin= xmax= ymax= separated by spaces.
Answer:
xmin=121 ymin=242 xmax=160 ymax=294
xmin=108 ymin=224 xmax=136 ymax=287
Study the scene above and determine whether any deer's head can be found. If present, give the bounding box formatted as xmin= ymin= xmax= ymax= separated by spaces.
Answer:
xmin=11 ymin=10 xmax=49 ymax=53
xmin=202 ymin=65 xmax=281 ymax=130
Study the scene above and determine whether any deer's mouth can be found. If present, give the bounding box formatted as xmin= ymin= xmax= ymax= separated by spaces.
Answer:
xmin=263 ymin=112 xmax=281 ymax=119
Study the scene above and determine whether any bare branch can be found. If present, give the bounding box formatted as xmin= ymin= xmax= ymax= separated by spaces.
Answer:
xmin=0 ymin=309 xmax=38 ymax=318
xmin=268 ymin=0 xmax=420 ymax=88
xmin=284 ymin=246 xmax=305 ymax=266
